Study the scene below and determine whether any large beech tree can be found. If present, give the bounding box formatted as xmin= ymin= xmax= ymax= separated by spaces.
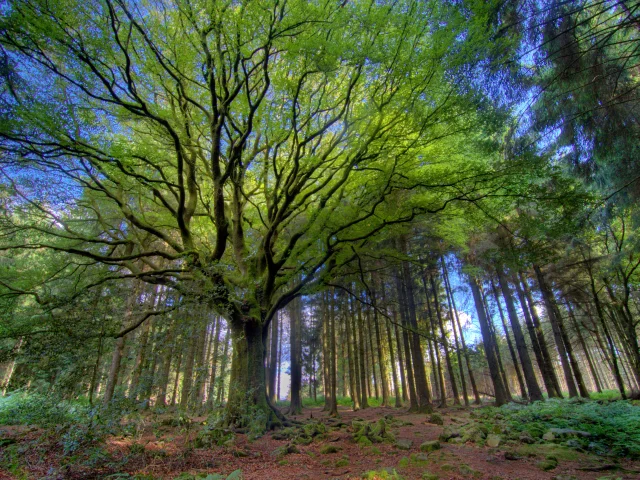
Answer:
xmin=0 ymin=0 xmax=506 ymax=427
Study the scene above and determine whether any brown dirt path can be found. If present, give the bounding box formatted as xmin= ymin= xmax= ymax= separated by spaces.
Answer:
xmin=1 ymin=405 xmax=639 ymax=479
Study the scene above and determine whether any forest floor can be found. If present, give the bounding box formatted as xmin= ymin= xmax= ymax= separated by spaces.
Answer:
xmin=2 ymin=399 xmax=640 ymax=480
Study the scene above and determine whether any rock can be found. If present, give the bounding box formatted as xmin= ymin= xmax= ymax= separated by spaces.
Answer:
xmin=427 ymin=413 xmax=443 ymax=425
xmin=395 ymin=438 xmax=413 ymax=450
xmin=419 ymin=441 xmax=441 ymax=453
xmin=460 ymin=423 xmax=487 ymax=443
xmin=486 ymin=455 xmax=502 ymax=464
xmin=519 ymin=432 xmax=535 ymax=444
xmin=320 ymin=444 xmax=340 ymax=454
xmin=413 ymin=453 xmax=430 ymax=462
xmin=542 ymin=431 xmax=555 ymax=441
xmin=549 ymin=428 xmax=591 ymax=438
xmin=504 ymin=450 xmax=521 ymax=460
xmin=486 ymin=434 xmax=501 ymax=448
xmin=271 ymin=443 xmax=300 ymax=458
xmin=439 ymin=427 xmax=460 ymax=442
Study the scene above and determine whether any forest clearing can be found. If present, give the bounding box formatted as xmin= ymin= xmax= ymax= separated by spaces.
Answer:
xmin=1 ymin=0 xmax=640 ymax=478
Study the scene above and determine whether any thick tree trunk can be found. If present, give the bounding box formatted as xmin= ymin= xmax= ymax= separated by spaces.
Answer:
xmin=225 ymin=317 xmax=283 ymax=428
xmin=469 ymin=276 xmax=510 ymax=406
xmin=496 ymin=268 xmax=544 ymax=401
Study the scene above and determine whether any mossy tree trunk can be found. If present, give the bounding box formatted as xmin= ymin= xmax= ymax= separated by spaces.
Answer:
xmin=225 ymin=317 xmax=283 ymax=429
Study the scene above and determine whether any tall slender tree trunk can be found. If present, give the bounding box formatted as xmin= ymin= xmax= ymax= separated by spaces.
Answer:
xmin=371 ymin=278 xmax=390 ymax=406
xmin=103 ymin=336 xmax=126 ymax=405
xmin=469 ymin=275 xmax=510 ymax=406
xmin=157 ymin=320 xmax=177 ymax=407
xmin=603 ymin=278 xmax=640 ymax=386
xmin=423 ymin=282 xmax=446 ymax=406
xmin=180 ymin=322 xmax=198 ymax=409
xmin=395 ymin=273 xmax=418 ymax=410
xmin=277 ymin=317 xmax=282 ymax=402
xmin=520 ymin=272 xmax=563 ymax=397
xmin=393 ymin=307 xmax=408 ymax=403
xmin=430 ymin=274 xmax=459 ymax=406
xmin=103 ymin=282 xmax=140 ymax=404
xmin=490 ymin=278 xmax=527 ymax=400
xmin=346 ymin=295 xmax=360 ymax=410
xmin=385 ymin=311 xmax=402 ymax=407
xmin=365 ymin=305 xmax=380 ymax=400
xmin=289 ymin=297 xmax=303 ymax=415
xmin=567 ymin=302 xmax=602 ymax=393
xmin=482 ymin=287 xmax=512 ymax=398
xmin=496 ymin=268 xmax=543 ymax=401
xmin=534 ymin=265 xmax=580 ymax=397
xmin=356 ymin=290 xmax=370 ymax=408
xmin=170 ymin=342 xmax=184 ymax=406
xmin=442 ymin=258 xmax=469 ymax=406
xmin=206 ymin=317 xmax=223 ymax=408
xmin=443 ymin=264 xmax=480 ymax=404
xmin=267 ymin=313 xmax=279 ymax=404
xmin=328 ymin=288 xmax=339 ymax=416
xmin=399 ymin=246 xmax=433 ymax=412
xmin=216 ymin=332 xmax=231 ymax=405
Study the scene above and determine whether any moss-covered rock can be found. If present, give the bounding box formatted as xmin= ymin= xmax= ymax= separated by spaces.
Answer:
xmin=419 ymin=440 xmax=441 ymax=452
xmin=427 ymin=413 xmax=443 ymax=425
xmin=320 ymin=444 xmax=340 ymax=454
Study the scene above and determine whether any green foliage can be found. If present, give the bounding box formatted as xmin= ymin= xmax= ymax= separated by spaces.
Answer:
xmin=0 ymin=392 xmax=86 ymax=426
xmin=589 ymin=390 xmax=622 ymax=402
xmin=474 ymin=398 xmax=640 ymax=457
xmin=362 ymin=469 xmax=404 ymax=480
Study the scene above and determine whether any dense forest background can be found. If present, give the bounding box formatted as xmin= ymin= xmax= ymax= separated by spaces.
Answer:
xmin=0 ymin=0 xmax=639 ymax=458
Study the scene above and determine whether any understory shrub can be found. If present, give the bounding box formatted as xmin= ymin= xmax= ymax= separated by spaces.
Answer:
xmin=474 ymin=398 xmax=640 ymax=457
